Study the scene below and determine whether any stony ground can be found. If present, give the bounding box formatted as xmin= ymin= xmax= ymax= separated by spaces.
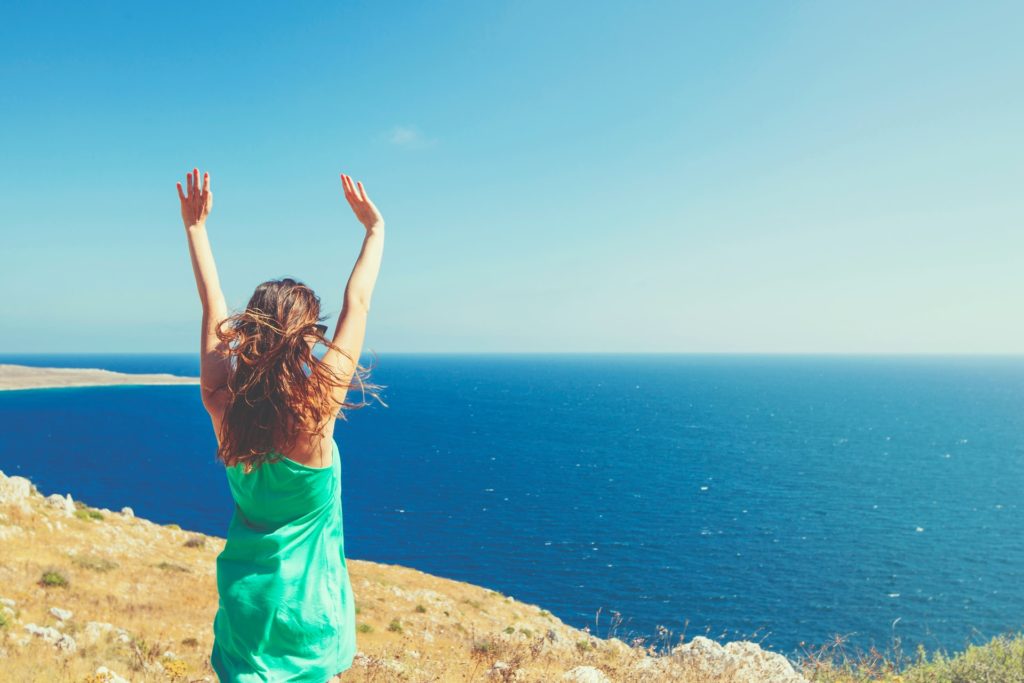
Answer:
xmin=0 ymin=469 xmax=807 ymax=682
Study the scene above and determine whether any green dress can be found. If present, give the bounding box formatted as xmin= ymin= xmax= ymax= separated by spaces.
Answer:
xmin=211 ymin=436 xmax=357 ymax=681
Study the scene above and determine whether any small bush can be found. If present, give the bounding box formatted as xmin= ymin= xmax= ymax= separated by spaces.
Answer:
xmin=39 ymin=567 xmax=69 ymax=588
xmin=164 ymin=523 xmax=181 ymax=530
xmin=0 ymin=611 xmax=8 ymax=629
xmin=181 ymin=637 xmax=199 ymax=647
xmin=387 ymin=618 xmax=402 ymax=633
xmin=161 ymin=656 xmax=189 ymax=679
xmin=471 ymin=637 xmax=503 ymax=657
xmin=156 ymin=561 xmax=190 ymax=573
xmin=576 ymin=638 xmax=595 ymax=653
xmin=414 ymin=604 xmax=427 ymax=613
xmin=183 ymin=536 xmax=205 ymax=548
xmin=74 ymin=508 xmax=104 ymax=521
xmin=504 ymin=626 xmax=515 ymax=634
xmin=357 ymin=623 xmax=373 ymax=633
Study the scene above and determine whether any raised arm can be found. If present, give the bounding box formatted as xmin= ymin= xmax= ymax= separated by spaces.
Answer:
xmin=177 ymin=168 xmax=231 ymax=409
xmin=323 ymin=173 xmax=385 ymax=410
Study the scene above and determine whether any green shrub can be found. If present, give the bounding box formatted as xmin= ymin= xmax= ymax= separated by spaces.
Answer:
xmin=802 ymin=631 xmax=1024 ymax=683
xmin=387 ymin=618 xmax=402 ymax=633
xmin=414 ymin=604 xmax=427 ymax=613
xmin=39 ymin=568 xmax=69 ymax=588
xmin=183 ymin=536 xmax=205 ymax=548
xmin=357 ymin=623 xmax=373 ymax=633
xmin=156 ymin=561 xmax=190 ymax=573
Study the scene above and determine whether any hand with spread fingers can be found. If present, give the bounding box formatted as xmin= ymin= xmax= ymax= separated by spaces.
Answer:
xmin=177 ymin=167 xmax=214 ymax=230
xmin=340 ymin=173 xmax=384 ymax=232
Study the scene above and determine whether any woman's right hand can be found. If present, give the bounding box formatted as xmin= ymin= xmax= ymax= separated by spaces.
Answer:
xmin=340 ymin=173 xmax=384 ymax=232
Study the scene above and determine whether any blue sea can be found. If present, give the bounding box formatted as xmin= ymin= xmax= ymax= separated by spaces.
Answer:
xmin=2 ymin=353 xmax=1023 ymax=659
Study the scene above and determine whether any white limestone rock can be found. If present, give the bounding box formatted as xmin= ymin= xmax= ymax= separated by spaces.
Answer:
xmin=49 ymin=606 xmax=73 ymax=621
xmin=670 ymin=636 xmax=807 ymax=683
xmin=562 ymin=666 xmax=611 ymax=682
xmin=44 ymin=493 xmax=75 ymax=517
xmin=94 ymin=666 xmax=130 ymax=683
xmin=23 ymin=622 xmax=77 ymax=653
xmin=0 ymin=472 xmax=36 ymax=513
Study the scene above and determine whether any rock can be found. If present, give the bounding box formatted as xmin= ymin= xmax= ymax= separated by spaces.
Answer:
xmin=487 ymin=660 xmax=511 ymax=677
xmin=23 ymin=623 xmax=77 ymax=653
xmin=94 ymin=666 xmax=130 ymax=683
xmin=562 ymin=666 xmax=611 ymax=682
xmin=49 ymin=606 xmax=73 ymax=621
xmin=121 ymin=506 xmax=134 ymax=518
xmin=82 ymin=621 xmax=130 ymax=646
xmin=83 ymin=621 xmax=114 ymax=644
xmin=723 ymin=641 xmax=807 ymax=682
xmin=0 ymin=473 xmax=34 ymax=502
xmin=670 ymin=636 xmax=807 ymax=683
xmin=0 ymin=597 xmax=16 ymax=607
xmin=43 ymin=493 xmax=75 ymax=517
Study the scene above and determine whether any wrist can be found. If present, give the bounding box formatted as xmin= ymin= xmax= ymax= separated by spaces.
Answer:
xmin=186 ymin=221 xmax=207 ymax=232
xmin=365 ymin=221 xmax=384 ymax=235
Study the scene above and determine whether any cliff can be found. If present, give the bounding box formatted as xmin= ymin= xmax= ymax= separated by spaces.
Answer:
xmin=0 ymin=469 xmax=807 ymax=682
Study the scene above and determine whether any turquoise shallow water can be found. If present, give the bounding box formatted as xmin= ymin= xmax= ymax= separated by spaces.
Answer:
xmin=2 ymin=352 xmax=1023 ymax=657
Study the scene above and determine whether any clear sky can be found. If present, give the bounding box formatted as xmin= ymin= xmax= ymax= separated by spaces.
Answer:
xmin=2 ymin=1 xmax=1021 ymax=354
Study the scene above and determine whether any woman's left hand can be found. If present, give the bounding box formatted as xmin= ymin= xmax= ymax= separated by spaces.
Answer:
xmin=177 ymin=167 xmax=213 ymax=229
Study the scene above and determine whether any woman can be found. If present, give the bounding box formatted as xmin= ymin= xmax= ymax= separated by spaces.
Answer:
xmin=177 ymin=167 xmax=386 ymax=681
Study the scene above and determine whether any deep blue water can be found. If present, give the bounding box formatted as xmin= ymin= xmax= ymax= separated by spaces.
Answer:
xmin=2 ymin=352 xmax=1024 ymax=658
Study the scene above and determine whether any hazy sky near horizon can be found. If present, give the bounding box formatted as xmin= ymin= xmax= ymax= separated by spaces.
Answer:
xmin=2 ymin=2 xmax=1022 ymax=354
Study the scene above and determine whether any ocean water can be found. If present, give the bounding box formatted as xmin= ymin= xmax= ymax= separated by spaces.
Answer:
xmin=2 ymin=352 xmax=1023 ymax=658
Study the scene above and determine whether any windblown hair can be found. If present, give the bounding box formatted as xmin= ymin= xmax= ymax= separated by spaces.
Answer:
xmin=211 ymin=277 xmax=387 ymax=473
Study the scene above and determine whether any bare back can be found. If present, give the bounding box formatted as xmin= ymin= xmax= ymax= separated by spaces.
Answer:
xmin=205 ymin=391 xmax=338 ymax=469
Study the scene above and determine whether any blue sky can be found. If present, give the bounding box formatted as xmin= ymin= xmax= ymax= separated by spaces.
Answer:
xmin=2 ymin=1 xmax=1021 ymax=353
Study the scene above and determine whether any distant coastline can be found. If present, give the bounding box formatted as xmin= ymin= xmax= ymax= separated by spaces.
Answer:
xmin=0 ymin=363 xmax=199 ymax=391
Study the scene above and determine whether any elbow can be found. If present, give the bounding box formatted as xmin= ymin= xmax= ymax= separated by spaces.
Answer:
xmin=344 ymin=294 xmax=371 ymax=313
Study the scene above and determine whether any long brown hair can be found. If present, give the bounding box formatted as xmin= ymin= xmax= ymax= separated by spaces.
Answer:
xmin=211 ymin=277 xmax=386 ymax=472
